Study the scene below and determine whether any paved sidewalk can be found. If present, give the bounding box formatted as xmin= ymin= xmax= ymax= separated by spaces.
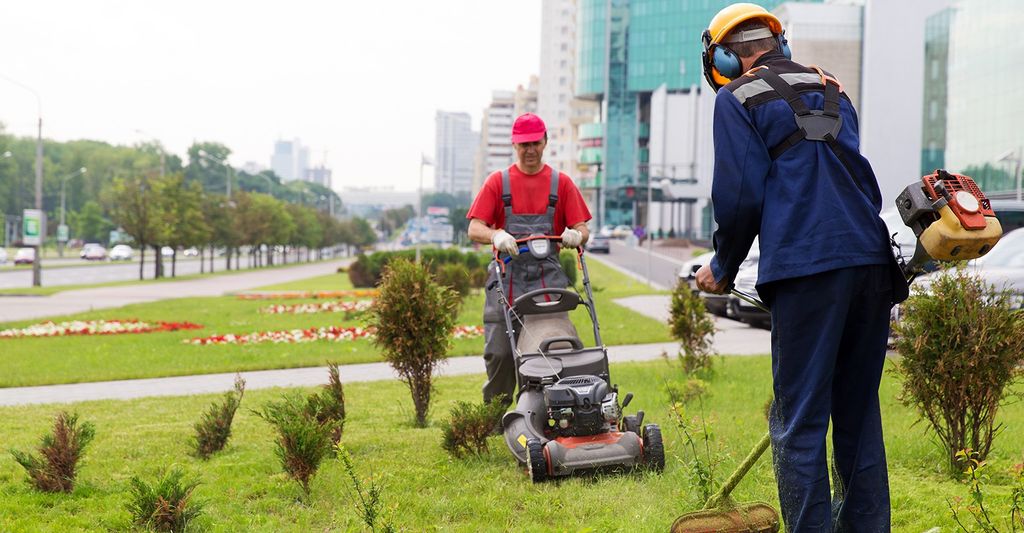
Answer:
xmin=0 ymin=260 xmax=348 ymax=323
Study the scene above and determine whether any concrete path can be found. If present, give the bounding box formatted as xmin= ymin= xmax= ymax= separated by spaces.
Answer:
xmin=0 ymin=260 xmax=348 ymax=323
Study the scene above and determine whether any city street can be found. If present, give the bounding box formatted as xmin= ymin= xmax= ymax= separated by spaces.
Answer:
xmin=0 ymin=256 xmax=232 ymax=289
xmin=591 ymin=239 xmax=699 ymax=290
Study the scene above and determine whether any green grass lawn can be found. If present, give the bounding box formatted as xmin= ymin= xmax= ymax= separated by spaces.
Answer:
xmin=0 ymin=261 xmax=670 ymax=387
xmin=1 ymin=357 xmax=1020 ymax=531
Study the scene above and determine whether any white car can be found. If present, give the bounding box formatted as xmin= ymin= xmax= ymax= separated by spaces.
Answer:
xmin=14 ymin=247 xmax=35 ymax=265
xmin=0 ymin=248 xmax=7 ymax=264
xmin=161 ymin=246 xmax=175 ymax=257
xmin=82 ymin=244 xmax=107 ymax=261
xmin=109 ymin=244 xmax=133 ymax=261
xmin=183 ymin=247 xmax=199 ymax=257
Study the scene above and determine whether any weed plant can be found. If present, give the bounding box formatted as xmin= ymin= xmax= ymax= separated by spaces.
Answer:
xmin=948 ymin=449 xmax=1024 ymax=532
xmin=369 ymin=258 xmax=459 ymax=427
xmin=667 ymin=278 xmax=716 ymax=375
xmin=254 ymin=395 xmax=334 ymax=496
xmin=893 ymin=266 xmax=1024 ymax=472
xmin=440 ymin=396 xmax=508 ymax=458
xmin=337 ymin=445 xmax=396 ymax=533
xmin=10 ymin=411 xmax=95 ymax=493
xmin=126 ymin=468 xmax=203 ymax=532
xmin=191 ymin=374 xmax=246 ymax=459
xmin=305 ymin=362 xmax=346 ymax=446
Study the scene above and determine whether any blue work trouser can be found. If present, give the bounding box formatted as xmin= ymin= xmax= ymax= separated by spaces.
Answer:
xmin=760 ymin=264 xmax=893 ymax=533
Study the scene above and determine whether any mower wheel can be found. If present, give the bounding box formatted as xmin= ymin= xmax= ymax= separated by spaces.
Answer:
xmin=642 ymin=424 xmax=665 ymax=472
xmin=526 ymin=439 xmax=548 ymax=483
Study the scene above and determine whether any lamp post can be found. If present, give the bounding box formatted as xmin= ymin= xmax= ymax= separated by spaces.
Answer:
xmin=417 ymin=154 xmax=434 ymax=263
xmin=58 ymin=167 xmax=87 ymax=257
xmin=1 ymin=73 xmax=44 ymax=286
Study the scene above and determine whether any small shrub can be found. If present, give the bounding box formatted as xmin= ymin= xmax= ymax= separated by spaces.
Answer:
xmin=669 ymin=400 xmax=721 ymax=502
xmin=893 ymin=266 xmax=1024 ymax=472
xmin=441 ymin=396 xmax=508 ymax=458
xmin=254 ymin=395 xmax=335 ymax=495
xmin=369 ymin=259 xmax=460 ymax=427
xmin=10 ymin=411 xmax=95 ymax=493
xmin=126 ymin=468 xmax=204 ymax=533
xmin=668 ymin=278 xmax=716 ymax=374
xmin=947 ymin=449 xmax=1024 ymax=531
xmin=191 ymin=375 xmax=246 ymax=459
xmin=337 ymin=445 xmax=396 ymax=533
xmin=348 ymin=249 xmax=490 ymax=288
xmin=559 ymin=250 xmax=578 ymax=286
xmin=433 ymin=262 xmax=472 ymax=299
xmin=305 ymin=362 xmax=346 ymax=446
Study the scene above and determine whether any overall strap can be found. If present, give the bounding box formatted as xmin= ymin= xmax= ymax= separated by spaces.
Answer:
xmin=546 ymin=166 xmax=559 ymax=220
xmin=501 ymin=167 xmax=513 ymax=222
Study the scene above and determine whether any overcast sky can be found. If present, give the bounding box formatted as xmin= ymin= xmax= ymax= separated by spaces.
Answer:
xmin=0 ymin=0 xmax=541 ymax=192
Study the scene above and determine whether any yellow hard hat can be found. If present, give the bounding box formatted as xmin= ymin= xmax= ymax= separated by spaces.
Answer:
xmin=701 ymin=3 xmax=788 ymax=91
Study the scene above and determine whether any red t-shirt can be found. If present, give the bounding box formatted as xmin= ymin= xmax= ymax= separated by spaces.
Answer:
xmin=466 ymin=164 xmax=592 ymax=234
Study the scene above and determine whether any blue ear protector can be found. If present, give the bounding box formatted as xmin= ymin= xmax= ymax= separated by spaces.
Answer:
xmin=710 ymin=30 xmax=792 ymax=80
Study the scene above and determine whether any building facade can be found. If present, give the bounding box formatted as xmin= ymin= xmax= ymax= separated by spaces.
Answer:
xmin=473 ymin=90 xmax=516 ymax=193
xmin=270 ymin=138 xmax=310 ymax=183
xmin=305 ymin=165 xmax=333 ymax=189
xmin=928 ymin=0 xmax=1023 ymax=197
xmin=434 ymin=111 xmax=479 ymax=196
xmin=774 ymin=2 xmax=863 ymax=107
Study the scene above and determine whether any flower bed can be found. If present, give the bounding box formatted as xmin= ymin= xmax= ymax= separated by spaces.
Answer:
xmin=236 ymin=290 xmax=379 ymax=301
xmin=185 ymin=325 xmax=485 ymax=346
xmin=261 ymin=300 xmax=374 ymax=315
xmin=0 ymin=320 xmax=203 ymax=339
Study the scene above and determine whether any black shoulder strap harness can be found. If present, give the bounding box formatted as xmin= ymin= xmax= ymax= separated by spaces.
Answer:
xmin=501 ymin=166 xmax=560 ymax=220
xmin=753 ymin=66 xmax=868 ymax=197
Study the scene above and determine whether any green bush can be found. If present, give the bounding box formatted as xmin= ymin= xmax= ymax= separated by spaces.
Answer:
xmin=126 ymin=468 xmax=204 ymax=532
xmin=560 ymin=250 xmax=578 ymax=287
xmin=893 ymin=265 xmax=1024 ymax=473
xmin=10 ymin=411 xmax=95 ymax=493
xmin=369 ymin=259 xmax=460 ymax=427
xmin=441 ymin=396 xmax=508 ymax=458
xmin=348 ymin=249 xmax=490 ymax=289
xmin=254 ymin=395 xmax=335 ymax=495
xmin=433 ymin=262 xmax=472 ymax=298
xmin=191 ymin=375 xmax=246 ymax=459
xmin=305 ymin=363 xmax=346 ymax=446
xmin=667 ymin=279 xmax=716 ymax=375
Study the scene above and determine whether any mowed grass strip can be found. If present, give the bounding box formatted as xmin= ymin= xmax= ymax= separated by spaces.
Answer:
xmin=0 ymin=261 xmax=670 ymax=387
xmin=1 ymin=357 xmax=1021 ymax=531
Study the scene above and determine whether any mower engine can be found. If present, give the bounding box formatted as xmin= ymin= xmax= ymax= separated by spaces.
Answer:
xmin=544 ymin=375 xmax=620 ymax=437
xmin=896 ymin=169 xmax=1003 ymax=272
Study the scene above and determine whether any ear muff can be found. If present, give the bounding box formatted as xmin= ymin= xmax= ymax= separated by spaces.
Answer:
xmin=778 ymin=31 xmax=792 ymax=59
xmin=712 ymin=44 xmax=743 ymax=80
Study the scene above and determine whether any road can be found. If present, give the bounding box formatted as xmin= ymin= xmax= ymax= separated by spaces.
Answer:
xmin=589 ymin=239 xmax=698 ymax=290
xmin=0 ymin=251 xmax=338 ymax=289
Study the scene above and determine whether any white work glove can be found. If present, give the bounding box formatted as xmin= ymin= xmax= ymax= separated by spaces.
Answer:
xmin=561 ymin=227 xmax=583 ymax=248
xmin=492 ymin=229 xmax=519 ymax=256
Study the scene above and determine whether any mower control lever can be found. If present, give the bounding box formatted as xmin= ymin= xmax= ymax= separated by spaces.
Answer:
xmin=621 ymin=392 xmax=634 ymax=409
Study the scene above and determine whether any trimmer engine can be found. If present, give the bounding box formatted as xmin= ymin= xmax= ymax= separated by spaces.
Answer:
xmin=544 ymin=375 xmax=620 ymax=437
xmin=895 ymin=169 xmax=1003 ymax=271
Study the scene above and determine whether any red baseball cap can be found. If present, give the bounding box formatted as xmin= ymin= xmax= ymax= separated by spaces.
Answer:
xmin=511 ymin=113 xmax=547 ymax=144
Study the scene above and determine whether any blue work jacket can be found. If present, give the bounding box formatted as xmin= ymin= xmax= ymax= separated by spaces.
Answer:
xmin=709 ymin=51 xmax=892 ymax=288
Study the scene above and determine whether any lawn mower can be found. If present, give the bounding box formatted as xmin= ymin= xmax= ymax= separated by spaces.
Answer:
xmin=672 ymin=169 xmax=1005 ymax=532
xmin=490 ymin=234 xmax=665 ymax=482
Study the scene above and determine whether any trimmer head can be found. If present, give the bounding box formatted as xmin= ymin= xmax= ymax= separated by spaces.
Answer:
xmin=670 ymin=503 xmax=780 ymax=533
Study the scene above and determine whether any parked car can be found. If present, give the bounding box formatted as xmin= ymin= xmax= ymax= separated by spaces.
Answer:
xmin=918 ymin=228 xmax=1024 ymax=307
xmin=679 ymin=240 xmax=760 ymax=322
xmin=82 ymin=244 xmax=107 ymax=261
xmin=0 ymin=248 xmax=7 ymax=265
xmin=586 ymin=235 xmax=611 ymax=254
xmin=109 ymin=244 xmax=134 ymax=261
xmin=80 ymin=243 xmax=103 ymax=259
xmin=161 ymin=246 xmax=175 ymax=257
xmin=14 ymin=247 xmax=35 ymax=265
xmin=731 ymin=259 xmax=771 ymax=329
xmin=611 ymin=225 xmax=633 ymax=239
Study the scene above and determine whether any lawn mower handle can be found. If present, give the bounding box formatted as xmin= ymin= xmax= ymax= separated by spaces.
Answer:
xmin=495 ymin=235 xmax=583 ymax=264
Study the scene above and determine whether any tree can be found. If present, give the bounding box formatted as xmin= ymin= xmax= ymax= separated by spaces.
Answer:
xmin=185 ymin=142 xmax=232 ymax=194
xmin=106 ymin=175 xmax=164 ymax=280
xmin=286 ymin=203 xmax=322 ymax=262
xmin=155 ymin=175 xmax=209 ymax=277
xmin=69 ymin=200 xmax=114 ymax=243
xmin=202 ymin=193 xmax=238 ymax=272
xmin=346 ymin=217 xmax=378 ymax=252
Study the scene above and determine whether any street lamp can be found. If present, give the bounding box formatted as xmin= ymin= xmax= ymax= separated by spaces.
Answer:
xmin=197 ymin=149 xmax=231 ymax=199
xmin=417 ymin=154 xmax=434 ymax=263
xmin=58 ymin=167 xmax=87 ymax=257
xmin=996 ymin=147 xmax=1023 ymax=202
xmin=1 ymin=73 xmax=44 ymax=287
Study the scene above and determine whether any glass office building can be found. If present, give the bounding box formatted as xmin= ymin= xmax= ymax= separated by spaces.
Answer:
xmin=576 ymin=0 xmax=820 ymax=226
xmin=926 ymin=0 xmax=1024 ymax=196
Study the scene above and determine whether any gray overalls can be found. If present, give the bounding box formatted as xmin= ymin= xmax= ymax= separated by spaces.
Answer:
xmin=482 ymin=166 xmax=570 ymax=404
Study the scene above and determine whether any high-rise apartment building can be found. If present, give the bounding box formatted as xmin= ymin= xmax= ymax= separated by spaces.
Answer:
xmin=473 ymin=90 xmax=516 ymax=193
xmin=539 ymin=0 xmax=601 ymax=178
xmin=305 ymin=165 xmax=333 ymax=189
xmin=270 ymin=138 xmax=310 ymax=182
xmin=434 ymin=111 xmax=479 ymax=196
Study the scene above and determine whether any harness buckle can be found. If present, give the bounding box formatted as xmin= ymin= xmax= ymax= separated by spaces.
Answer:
xmin=794 ymin=111 xmax=843 ymax=142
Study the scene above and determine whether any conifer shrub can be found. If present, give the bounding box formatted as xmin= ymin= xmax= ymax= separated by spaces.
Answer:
xmin=348 ymin=249 xmax=489 ymax=288
xmin=254 ymin=395 xmax=335 ymax=495
xmin=191 ymin=375 xmax=246 ymax=459
xmin=126 ymin=468 xmax=204 ymax=532
xmin=433 ymin=262 xmax=472 ymax=298
xmin=893 ymin=266 xmax=1024 ymax=473
xmin=369 ymin=258 xmax=460 ymax=427
xmin=440 ymin=396 xmax=508 ymax=457
xmin=305 ymin=362 xmax=346 ymax=446
xmin=10 ymin=411 xmax=95 ymax=493
xmin=667 ymin=278 xmax=716 ymax=374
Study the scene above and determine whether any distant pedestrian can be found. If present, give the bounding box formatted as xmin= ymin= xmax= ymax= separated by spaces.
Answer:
xmin=694 ymin=4 xmax=908 ymax=531
xmin=465 ymin=113 xmax=592 ymax=404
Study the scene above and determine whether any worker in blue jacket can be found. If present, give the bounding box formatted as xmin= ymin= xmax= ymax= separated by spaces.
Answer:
xmin=694 ymin=4 xmax=908 ymax=532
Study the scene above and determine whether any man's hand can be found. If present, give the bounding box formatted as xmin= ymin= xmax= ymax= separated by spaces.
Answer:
xmin=491 ymin=229 xmax=519 ymax=256
xmin=561 ymin=227 xmax=583 ymax=248
xmin=695 ymin=264 xmax=730 ymax=294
